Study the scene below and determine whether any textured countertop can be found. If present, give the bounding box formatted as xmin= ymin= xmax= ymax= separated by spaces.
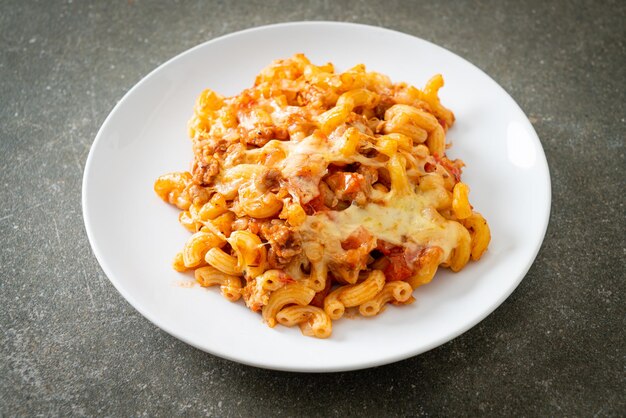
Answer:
xmin=1 ymin=0 xmax=624 ymax=416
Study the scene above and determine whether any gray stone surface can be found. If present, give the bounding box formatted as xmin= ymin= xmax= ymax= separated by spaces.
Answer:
xmin=1 ymin=0 xmax=624 ymax=416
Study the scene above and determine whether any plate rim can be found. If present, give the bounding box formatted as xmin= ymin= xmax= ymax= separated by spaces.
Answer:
xmin=82 ymin=20 xmax=552 ymax=372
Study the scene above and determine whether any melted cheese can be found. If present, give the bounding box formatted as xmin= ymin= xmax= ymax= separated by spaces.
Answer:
xmin=298 ymin=193 xmax=460 ymax=262
xmin=202 ymin=72 xmax=459 ymax=264
xmin=221 ymin=131 xmax=383 ymax=204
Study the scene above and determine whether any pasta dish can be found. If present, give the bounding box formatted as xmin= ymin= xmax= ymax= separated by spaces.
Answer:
xmin=154 ymin=54 xmax=490 ymax=338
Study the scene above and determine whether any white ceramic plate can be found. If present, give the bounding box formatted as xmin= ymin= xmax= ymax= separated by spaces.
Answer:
xmin=83 ymin=22 xmax=550 ymax=372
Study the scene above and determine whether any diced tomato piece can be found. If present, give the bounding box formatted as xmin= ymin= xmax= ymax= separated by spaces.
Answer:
xmin=375 ymin=240 xmax=415 ymax=281
xmin=383 ymin=254 xmax=413 ymax=281
xmin=325 ymin=172 xmax=365 ymax=196
xmin=341 ymin=227 xmax=373 ymax=250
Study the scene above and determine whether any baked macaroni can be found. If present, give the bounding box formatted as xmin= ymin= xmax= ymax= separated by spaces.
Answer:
xmin=154 ymin=54 xmax=490 ymax=338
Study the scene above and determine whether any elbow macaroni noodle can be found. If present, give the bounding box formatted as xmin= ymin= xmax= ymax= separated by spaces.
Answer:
xmin=154 ymin=54 xmax=490 ymax=338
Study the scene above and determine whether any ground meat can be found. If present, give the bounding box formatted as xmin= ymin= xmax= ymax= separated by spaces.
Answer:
xmin=297 ymin=83 xmax=333 ymax=107
xmin=223 ymin=143 xmax=246 ymax=167
xmin=191 ymin=156 xmax=219 ymax=186
xmin=266 ymin=248 xmax=283 ymax=269
xmin=246 ymin=126 xmax=275 ymax=147
xmin=192 ymin=138 xmax=218 ymax=159
xmin=260 ymin=220 xmax=302 ymax=263
xmin=241 ymin=278 xmax=268 ymax=312
xmin=187 ymin=184 xmax=210 ymax=206
xmin=242 ymin=121 xmax=289 ymax=148
xmin=231 ymin=217 xmax=263 ymax=236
